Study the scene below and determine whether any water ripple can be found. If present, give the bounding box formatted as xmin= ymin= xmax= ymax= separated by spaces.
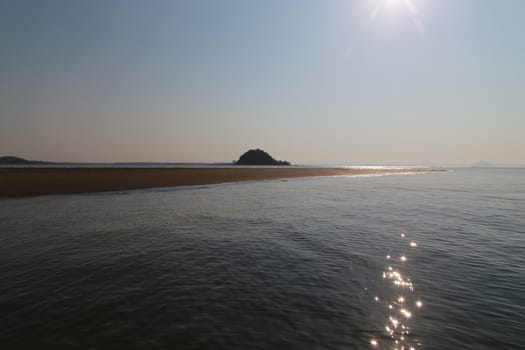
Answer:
xmin=0 ymin=168 xmax=524 ymax=349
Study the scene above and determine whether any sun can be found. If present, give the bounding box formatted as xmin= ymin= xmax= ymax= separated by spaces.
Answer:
xmin=384 ymin=0 xmax=418 ymax=14
xmin=386 ymin=0 xmax=401 ymax=6
xmin=369 ymin=0 xmax=419 ymax=15
xmin=365 ymin=0 xmax=425 ymax=36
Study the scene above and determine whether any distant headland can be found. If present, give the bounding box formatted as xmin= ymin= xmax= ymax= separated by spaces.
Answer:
xmin=0 ymin=156 xmax=51 ymax=165
xmin=234 ymin=149 xmax=290 ymax=166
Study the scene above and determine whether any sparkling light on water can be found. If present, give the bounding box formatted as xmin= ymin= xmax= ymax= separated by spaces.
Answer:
xmin=372 ymin=233 xmax=422 ymax=349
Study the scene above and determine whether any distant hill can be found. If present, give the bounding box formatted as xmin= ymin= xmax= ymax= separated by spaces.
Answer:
xmin=0 ymin=156 xmax=50 ymax=165
xmin=234 ymin=149 xmax=290 ymax=166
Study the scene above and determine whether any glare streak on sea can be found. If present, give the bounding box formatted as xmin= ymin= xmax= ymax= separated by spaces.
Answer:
xmin=0 ymin=168 xmax=524 ymax=349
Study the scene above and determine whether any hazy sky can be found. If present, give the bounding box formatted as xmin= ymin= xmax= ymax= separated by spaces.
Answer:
xmin=1 ymin=0 xmax=524 ymax=165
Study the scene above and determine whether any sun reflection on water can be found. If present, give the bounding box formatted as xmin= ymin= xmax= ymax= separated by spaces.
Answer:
xmin=371 ymin=234 xmax=423 ymax=349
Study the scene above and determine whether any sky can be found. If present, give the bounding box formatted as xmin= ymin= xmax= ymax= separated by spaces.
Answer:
xmin=1 ymin=0 xmax=524 ymax=165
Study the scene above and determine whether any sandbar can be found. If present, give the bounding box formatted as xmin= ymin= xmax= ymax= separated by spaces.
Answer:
xmin=0 ymin=167 xmax=441 ymax=197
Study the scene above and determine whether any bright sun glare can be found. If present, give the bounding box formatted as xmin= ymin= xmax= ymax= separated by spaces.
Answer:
xmin=385 ymin=0 xmax=417 ymax=14
xmin=367 ymin=0 xmax=425 ymax=36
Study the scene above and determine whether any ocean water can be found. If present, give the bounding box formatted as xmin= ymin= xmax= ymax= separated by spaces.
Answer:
xmin=0 ymin=168 xmax=524 ymax=349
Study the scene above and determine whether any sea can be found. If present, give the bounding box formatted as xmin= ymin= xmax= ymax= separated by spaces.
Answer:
xmin=0 ymin=167 xmax=524 ymax=349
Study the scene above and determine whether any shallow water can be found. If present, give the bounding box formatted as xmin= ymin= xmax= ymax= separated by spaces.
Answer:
xmin=1 ymin=168 xmax=524 ymax=349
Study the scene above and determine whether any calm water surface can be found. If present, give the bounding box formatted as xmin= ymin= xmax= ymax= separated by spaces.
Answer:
xmin=1 ymin=168 xmax=524 ymax=349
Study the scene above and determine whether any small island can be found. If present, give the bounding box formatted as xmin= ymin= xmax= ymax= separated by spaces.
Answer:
xmin=234 ymin=149 xmax=290 ymax=166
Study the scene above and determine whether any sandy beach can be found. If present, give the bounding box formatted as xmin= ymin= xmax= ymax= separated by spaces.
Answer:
xmin=0 ymin=167 xmax=439 ymax=197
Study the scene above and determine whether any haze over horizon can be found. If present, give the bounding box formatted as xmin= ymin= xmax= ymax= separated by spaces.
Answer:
xmin=1 ymin=0 xmax=524 ymax=165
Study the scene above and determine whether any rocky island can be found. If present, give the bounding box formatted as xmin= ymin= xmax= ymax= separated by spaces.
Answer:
xmin=234 ymin=149 xmax=290 ymax=166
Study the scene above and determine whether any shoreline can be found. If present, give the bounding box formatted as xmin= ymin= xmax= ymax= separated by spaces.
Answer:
xmin=0 ymin=167 xmax=443 ymax=197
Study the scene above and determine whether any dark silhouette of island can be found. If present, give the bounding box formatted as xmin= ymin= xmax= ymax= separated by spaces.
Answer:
xmin=0 ymin=156 xmax=51 ymax=165
xmin=234 ymin=149 xmax=290 ymax=166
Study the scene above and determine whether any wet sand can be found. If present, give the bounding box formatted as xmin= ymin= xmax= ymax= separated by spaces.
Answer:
xmin=0 ymin=167 xmax=440 ymax=197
